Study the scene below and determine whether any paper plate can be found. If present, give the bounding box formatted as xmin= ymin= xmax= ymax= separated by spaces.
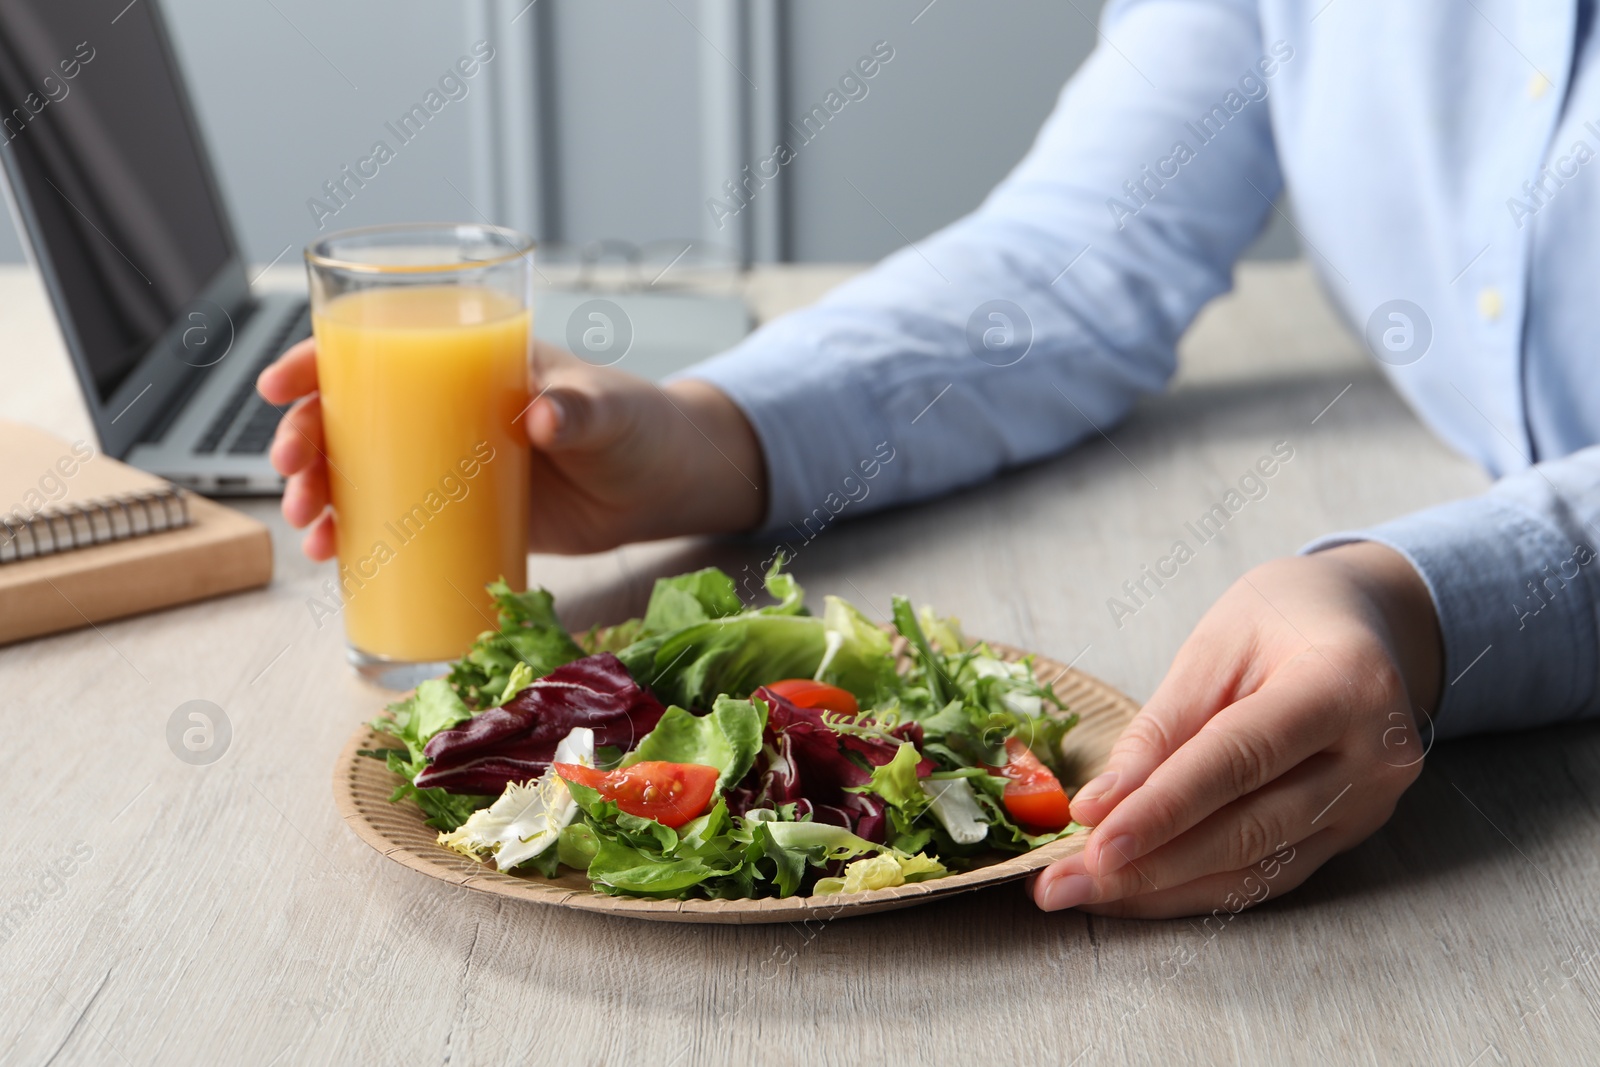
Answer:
xmin=333 ymin=640 xmax=1138 ymax=924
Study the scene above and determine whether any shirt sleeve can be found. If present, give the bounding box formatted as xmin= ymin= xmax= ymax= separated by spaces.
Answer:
xmin=679 ymin=0 xmax=1287 ymax=532
xmin=1303 ymin=447 xmax=1600 ymax=739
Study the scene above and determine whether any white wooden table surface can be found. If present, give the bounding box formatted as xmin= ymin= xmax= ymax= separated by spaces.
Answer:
xmin=3 ymin=261 xmax=1596 ymax=1066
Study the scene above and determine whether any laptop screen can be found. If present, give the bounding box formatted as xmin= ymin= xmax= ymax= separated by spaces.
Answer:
xmin=0 ymin=0 xmax=233 ymax=403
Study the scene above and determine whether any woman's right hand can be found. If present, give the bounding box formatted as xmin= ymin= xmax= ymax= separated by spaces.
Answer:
xmin=256 ymin=338 xmax=768 ymax=560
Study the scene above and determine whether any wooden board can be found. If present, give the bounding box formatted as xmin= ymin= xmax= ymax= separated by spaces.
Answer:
xmin=332 ymin=641 xmax=1138 ymax=923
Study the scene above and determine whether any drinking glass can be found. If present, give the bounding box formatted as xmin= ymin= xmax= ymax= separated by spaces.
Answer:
xmin=305 ymin=223 xmax=533 ymax=689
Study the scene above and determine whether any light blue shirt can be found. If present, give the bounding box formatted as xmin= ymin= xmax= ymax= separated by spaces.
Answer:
xmin=685 ymin=0 xmax=1600 ymax=739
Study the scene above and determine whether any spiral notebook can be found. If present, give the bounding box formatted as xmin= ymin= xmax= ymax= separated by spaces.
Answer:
xmin=0 ymin=421 xmax=273 ymax=644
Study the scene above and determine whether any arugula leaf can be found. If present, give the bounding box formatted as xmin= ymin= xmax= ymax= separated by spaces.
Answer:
xmin=586 ymin=839 xmax=734 ymax=896
xmin=446 ymin=581 xmax=585 ymax=707
xmin=621 ymin=696 xmax=766 ymax=792
xmin=572 ymin=795 xmax=752 ymax=897
xmin=892 ymin=595 xmax=949 ymax=706
xmin=763 ymin=820 xmax=879 ymax=857
xmin=736 ymin=821 xmax=802 ymax=897
xmin=892 ymin=636 xmax=1074 ymax=771
xmin=1015 ymin=710 xmax=1080 ymax=778
xmin=384 ymin=766 xmax=492 ymax=831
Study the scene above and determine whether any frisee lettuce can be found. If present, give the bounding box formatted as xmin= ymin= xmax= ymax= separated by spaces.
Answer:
xmin=814 ymin=851 xmax=946 ymax=895
xmin=437 ymin=727 xmax=594 ymax=870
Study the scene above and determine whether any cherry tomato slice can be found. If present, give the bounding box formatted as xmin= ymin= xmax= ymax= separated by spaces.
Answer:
xmin=763 ymin=679 xmax=859 ymax=715
xmin=553 ymin=761 xmax=719 ymax=828
xmin=995 ymin=737 xmax=1074 ymax=832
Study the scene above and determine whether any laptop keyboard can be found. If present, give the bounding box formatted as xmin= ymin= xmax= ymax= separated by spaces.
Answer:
xmin=194 ymin=302 xmax=311 ymax=455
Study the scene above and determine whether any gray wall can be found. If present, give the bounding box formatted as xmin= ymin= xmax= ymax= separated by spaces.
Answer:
xmin=0 ymin=0 xmax=1295 ymax=266
xmin=780 ymin=1 xmax=1100 ymax=262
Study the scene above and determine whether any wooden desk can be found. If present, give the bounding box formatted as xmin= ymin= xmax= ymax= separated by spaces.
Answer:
xmin=3 ymin=261 xmax=1594 ymax=1065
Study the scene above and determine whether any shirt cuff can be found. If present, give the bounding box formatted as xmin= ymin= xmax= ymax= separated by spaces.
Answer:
xmin=674 ymin=318 xmax=901 ymax=538
xmin=1301 ymin=498 xmax=1598 ymax=739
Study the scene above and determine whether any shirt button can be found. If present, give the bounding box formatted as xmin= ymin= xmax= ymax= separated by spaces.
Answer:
xmin=1478 ymin=286 xmax=1504 ymax=322
xmin=1528 ymin=72 xmax=1552 ymax=99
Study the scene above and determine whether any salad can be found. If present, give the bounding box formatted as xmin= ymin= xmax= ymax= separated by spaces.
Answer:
xmin=364 ymin=563 xmax=1082 ymax=900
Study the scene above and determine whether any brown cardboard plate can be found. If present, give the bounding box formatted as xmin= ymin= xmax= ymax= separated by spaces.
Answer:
xmin=333 ymin=640 xmax=1138 ymax=924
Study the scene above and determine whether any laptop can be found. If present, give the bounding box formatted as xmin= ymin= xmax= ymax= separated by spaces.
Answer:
xmin=0 ymin=0 xmax=308 ymax=493
xmin=0 ymin=0 xmax=753 ymax=497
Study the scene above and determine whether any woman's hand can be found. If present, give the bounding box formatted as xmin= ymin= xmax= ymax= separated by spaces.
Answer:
xmin=256 ymin=338 xmax=767 ymax=559
xmin=1033 ymin=542 xmax=1442 ymax=918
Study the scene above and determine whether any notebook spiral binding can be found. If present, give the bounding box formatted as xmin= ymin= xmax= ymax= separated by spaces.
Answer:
xmin=0 ymin=487 xmax=191 ymax=565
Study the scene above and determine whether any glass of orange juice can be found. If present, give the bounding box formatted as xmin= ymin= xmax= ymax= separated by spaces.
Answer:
xmin=305 ymin=223 xmax=532 ymax=688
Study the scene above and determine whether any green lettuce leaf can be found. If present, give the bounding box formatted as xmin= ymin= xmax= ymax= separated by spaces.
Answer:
xmin=854 ymin=741 xmax=929 ymax=815
xmin=917 ymin=605 xmax=967 ymax=655
xmin=371 ymin=678 xmax=473 ymax=766
xmin=626 ymin=613 xmax=828 ymax=709
xmin=564 ymin=780 xmax=957 ymax=899
xmin=446 ymin=581 xmax=585 ymax=707
xmin=815 ymin=596 xmax=900 ymax=701
xmin=756 ymin=557 xmax=806 ymax=615
xmin=558 ymin=822 xmax=600 ymax=868
xmin=641 ymin=567 xmax=746 ymax=636
xmin=579 ymin=617 xmax=645 ymax=656
xmin=762 ymin=820 xmax=880 ymax=858
xmin=367 ymin=680 xmax=488 ymax=830
xmin=617 ymin=562 xmax=873 ymax=708
xmin=918 ymin=774 xmax=990 ymax=846
xmin=621 ymin=695 xmax=766 ymax=791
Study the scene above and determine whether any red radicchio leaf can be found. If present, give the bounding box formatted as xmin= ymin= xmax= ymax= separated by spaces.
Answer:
xmin=728 ymin=688 xmax=931 ymax=843
xmin=415 ymin=653 xmax=665 ymax=795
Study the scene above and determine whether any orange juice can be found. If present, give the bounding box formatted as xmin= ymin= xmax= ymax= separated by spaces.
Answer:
xmin=313 ymin=285 xmax=530 ymax=662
